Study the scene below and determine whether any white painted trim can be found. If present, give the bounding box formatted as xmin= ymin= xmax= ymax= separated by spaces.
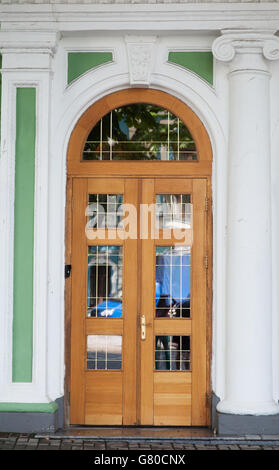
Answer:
xmin=269 ymin=59 xmax=279 ymax=404
xmin=0 ymin=74 xmax=17 ymax=401
xmin=66 ymin=56 xmax=115 ymax=90
xmin=217 ymin=400 xmax=279 ymax=416
xmin=137 ymin=34 xmax=217 ymax=91
xmin=46 ymin=33 xmax=228 ymax=404
xmin=0 ymin=70 xmax=53 ymax=404
xmin=0 ymin=23 xmax=278 ymax=416
xmin=0 ymin=31 xmax=228 ymax=406
xmin=1 ymin=4 xmax=279 ymax=33
xmin=167 ymin=61 xmax=215 ymax=90
xmin=65 ymin=47 xmax=115 ymax=89
xmin=213 ymin=30 xmax=279 ymax=416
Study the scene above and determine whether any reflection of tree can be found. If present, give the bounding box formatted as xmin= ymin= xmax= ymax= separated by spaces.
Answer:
xmin=83 ymin=104 xmax=196 ymax=160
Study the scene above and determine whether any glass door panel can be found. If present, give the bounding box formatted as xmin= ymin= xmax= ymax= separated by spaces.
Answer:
xmin=140 ymin=178 xmax=207 ymax=426
xmin=155 ymin=245 xmax=191 ymax=319
xmin=70 ymin=177 xmax=208 ymax=427
xmin=87 ymin=245 xmax=123 ymax=318
xmin=70 ymin=177 xmax=138 ymax=426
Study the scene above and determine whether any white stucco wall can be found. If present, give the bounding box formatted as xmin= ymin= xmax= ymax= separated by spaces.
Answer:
xmin=47 ymin=31 xmax=227 ymax=402
xmin=0 ymin=3 xmax=279 ymax=417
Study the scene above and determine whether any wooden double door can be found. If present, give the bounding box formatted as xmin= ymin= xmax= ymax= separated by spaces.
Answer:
xmin=69 ymin=176 xmax=209 ymax=426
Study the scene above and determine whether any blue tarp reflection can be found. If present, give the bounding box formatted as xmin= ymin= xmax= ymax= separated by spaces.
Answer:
xmin=89 ymin=247 xmax=190 ymax=319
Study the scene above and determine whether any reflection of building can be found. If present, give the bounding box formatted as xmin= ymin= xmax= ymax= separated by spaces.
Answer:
xmin=156 ymin=246 xmax=191 ymax=318
xmin=155 ymin=336 xmax=190 ymax=371
xmin=156 ymin=195 xmax=192 ymax=230
xmin=88 ymin=247 xmax=123 ymax=316
xmin=1 ymin=1 xmax=279 ymax=437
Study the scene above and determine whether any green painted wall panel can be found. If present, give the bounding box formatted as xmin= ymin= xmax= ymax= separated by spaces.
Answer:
xmin=0 ymin=54 xmax=2 ymax=144
xmin=13 ymin=88 xmax=36 ymax=383
xmin=67 ymin=52 xmax=113 ymax=85
xmin=168 ymin=51 xmax=213 ymax=85
xmin=0 ymin=402 xmax=58 ymax=413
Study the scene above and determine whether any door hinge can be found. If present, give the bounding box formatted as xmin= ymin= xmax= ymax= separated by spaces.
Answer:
xmin=204 ymin=254 xmax=208 ymax=270
xmin=65 ymin=264 xmax=72 ymax=279
xmin=205 ymin=392 xmax=211 ymax=408
xmin=205 ymin=196 xmax=209 ymax=212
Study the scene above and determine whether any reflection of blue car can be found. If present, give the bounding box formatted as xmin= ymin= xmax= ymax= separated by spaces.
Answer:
xmin=90 ymin=248 xmax=191 ymax=318
xmin=91 ymin=300 xmax=122 ymax=317
xmin=90 ymin=283 xmax=162 ymax=317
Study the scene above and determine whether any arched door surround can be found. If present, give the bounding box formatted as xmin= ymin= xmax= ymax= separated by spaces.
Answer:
xmin=66 ymin=88 xmax=212 ymax=427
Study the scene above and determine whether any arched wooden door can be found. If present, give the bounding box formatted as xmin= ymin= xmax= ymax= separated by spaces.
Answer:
xmin=66 ymin=89 xmax=212 ymax=426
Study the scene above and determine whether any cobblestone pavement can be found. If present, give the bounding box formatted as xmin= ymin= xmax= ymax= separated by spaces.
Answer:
xmin=1 ymin=433 xmax=279 ymax=451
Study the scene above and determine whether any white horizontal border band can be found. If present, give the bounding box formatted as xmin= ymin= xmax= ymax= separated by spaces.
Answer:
xmin=1 ymin=4 xmax=279 ymax=32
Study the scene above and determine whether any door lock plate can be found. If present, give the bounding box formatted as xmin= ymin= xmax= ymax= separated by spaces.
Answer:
xmin=141 ymin=315 xmax=146 ymax=341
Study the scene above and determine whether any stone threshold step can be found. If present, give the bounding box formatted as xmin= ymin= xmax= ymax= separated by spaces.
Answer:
xmin=35 ymin=434 xmax=279 ymax=445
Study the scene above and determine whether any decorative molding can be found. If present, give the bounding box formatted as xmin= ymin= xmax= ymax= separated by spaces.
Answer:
xmin=212 ymin=29 xmax=279 ymax=63
xmin=67 ymin=51 xmax=113 ymax=85
xmin=0 ymin=31 xmax=60 ymax=57
xmin=263 ymin=38 xmax=279 ymax=61
xmin=212 ymin=36 xmax=235 ymax=63
xmin=2 ymin=5 xmax=279 ymax=33
xmin=125 ymin=36 xmax=156 ymax=87
xmin=168 ymin=51 xmax=214 ymax=86
xmin=0 ymin=70 xmax=53 ymax=404
xmin=1 ymin=0 xmax=279 ymax=4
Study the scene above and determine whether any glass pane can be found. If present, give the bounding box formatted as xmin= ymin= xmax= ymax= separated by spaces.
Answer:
xmin=88 ymin=194 xmax=123 ymax=229
xmin=156 ymin=194 xmax=192 ymax=230
xmin=83 ymin=104 xmax=197 ymax=161
xmin=87 ymin=246 xmax=123 ymax=317
xmin=155 ymin=336 xmax=190 ymax=371
xmin=87 ymin=335 xmax=122 ymax=370
xmin=155 ymin=246 xmax=191 ymax=318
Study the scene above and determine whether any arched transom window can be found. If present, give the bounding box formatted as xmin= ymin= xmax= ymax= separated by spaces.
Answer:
xmin=83 ymin=104 xmax=197 ymax=161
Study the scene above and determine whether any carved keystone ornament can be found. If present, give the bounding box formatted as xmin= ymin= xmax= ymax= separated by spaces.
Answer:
xmin=125 ymin=36 xmax=157 ymax=87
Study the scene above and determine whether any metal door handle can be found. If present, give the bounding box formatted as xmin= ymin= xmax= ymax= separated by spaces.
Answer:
xmin=141 ymin=315 xmax=146 ymax=341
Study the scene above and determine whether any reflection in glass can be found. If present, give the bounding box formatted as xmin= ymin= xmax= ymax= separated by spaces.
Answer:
xmin=83 ymin=104 xmax=197 ymax=161
xmin=87 ymin=335 xmax=122 ymax=370
xmin=155 ymin=246 xmax=191 ymax=318
xmin=155 ymin=336 xmax=190 ymax=371
xmin=88 ymin=194 xmax=123 ymax=229
xmin=87 ymin=246 xmax=123 ymax=317
xmin=156 ymin=194 xmax=192 ymax=230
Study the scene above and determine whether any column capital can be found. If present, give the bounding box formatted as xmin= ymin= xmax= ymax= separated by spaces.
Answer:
xmin=212 ymin=29 xmax=279 ymax=64
xmin=0 ymin=30 xmax=60 ymax=57
xmin=0 ymin=30 xmax=60 ymax=72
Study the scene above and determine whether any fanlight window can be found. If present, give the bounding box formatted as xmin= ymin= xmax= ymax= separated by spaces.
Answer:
xmin=83 ymin=104 xmax=197 ymax=161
